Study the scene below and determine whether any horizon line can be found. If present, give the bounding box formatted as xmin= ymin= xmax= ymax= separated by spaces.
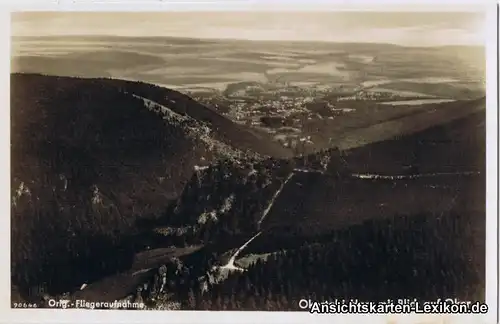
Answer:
xmin=11 ymin=34 xmax=486 ymax=48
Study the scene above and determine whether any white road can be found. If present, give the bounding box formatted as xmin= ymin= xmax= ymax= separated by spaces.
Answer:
xmin=220 ymin=231 xmax=263 ymax=272
xmin=352 ymin=171 xmax=480 ymax=180
xmin=257 ymin=172 xmax=295 ymax=227
xmin=293 ymin=168 xmax=324 ymax=174
xmin=220 ymin=172 xmax=295 ymax=272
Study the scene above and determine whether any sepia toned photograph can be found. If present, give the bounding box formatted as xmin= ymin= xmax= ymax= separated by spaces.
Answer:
xmin=10 ymin=9 xmax=490 ymax=313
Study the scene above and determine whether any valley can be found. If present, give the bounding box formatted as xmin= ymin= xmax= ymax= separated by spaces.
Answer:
xmin=12 ymin=36 xmax=485 ymax=156
xmin=10 ymin=35 xmax=487 ymax=311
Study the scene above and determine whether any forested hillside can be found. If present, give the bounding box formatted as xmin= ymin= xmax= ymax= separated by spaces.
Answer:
xmin=11 ymin=74 xmax=486 ymax=310
xmin=192 ymin=210 xmax=485 ymax=310
xmin=10 ymin=73 xmax=286 ymax=297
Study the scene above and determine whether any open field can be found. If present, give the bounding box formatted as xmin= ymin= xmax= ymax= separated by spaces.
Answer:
xmin=11 ymin=36 xmax=485 ymax=156
xmin=11 ymin=36 xmax=485 ymax=98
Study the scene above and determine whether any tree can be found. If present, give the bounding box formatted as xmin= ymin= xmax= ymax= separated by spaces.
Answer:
xmin=245 ymin=295 xmax=257 ymax=310
xmin=279 ymin=295 xmax=288 ymax=311
xmin=186 ymin=288 xmax=196 ymax=310
xmin=213 ymin=295 xmax=223 ymax=310
xmin=198 ymin=298 xmax=210 ymax=310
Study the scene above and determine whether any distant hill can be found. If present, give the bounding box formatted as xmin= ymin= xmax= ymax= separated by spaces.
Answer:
xmin=340 ymin=106 xmax=486 ymax=174
xmin=264 ymin=106 xmax=485 ymax=236
xmin=10 ymin=73 xmax=288 ymax=296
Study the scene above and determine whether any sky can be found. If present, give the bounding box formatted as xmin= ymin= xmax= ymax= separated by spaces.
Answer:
xmin=11 ymin=11 xmax=486 ymax=46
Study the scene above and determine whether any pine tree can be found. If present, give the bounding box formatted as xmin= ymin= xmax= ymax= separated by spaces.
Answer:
xmin=243 ymin=276 xmax=252 ymax=293
xmin=229 ymin=294 xmax=237 ymax=310
xmin=245 ymin=295 xmax=257 ymax=310
xmin=186 ymin=288 xmax=196 ymax=310
xmin=213 ymin=295 xmax=222 ymax=310
xmin=264 ymin=290 xmax=275 ymax=311
xmin=198 ymin=298 xmax=208 ymax=310
xmin=221 ymin=296 xmax=230 ymax=310
xmin=279 ymin=295 xmax=288 ymax=311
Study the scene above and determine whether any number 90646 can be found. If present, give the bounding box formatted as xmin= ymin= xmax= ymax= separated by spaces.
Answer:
xmin=13 ymin=302 xmax=38 ymax=308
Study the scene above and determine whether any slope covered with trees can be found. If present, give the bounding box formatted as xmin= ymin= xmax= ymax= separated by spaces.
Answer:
xmin=11 ymin=73 xmax=486 ymax=310
xmin=138 ymin=107 xmax=486 ymax=310
xmin=191 ymin=209 xmax=485 ymax=310
xmin=10 ymin=73 xmax=288 ymax=298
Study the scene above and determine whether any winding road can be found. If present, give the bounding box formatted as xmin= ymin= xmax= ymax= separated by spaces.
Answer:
xmin=220 ymin=165 xmax=330 ymax=272
xmin=218 ymin=162 xmax=480 ymax=272
xmin=219 ymin=231 xmax=263 ymax=272
xmin=220 ymin=171 xmax=298 ymax=272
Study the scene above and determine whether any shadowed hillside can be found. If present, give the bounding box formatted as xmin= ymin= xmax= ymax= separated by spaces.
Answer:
xmin=152 ymin=103 xmax=485 ymax=247
xmin=339 ymin=104 xmax=486 ymax=174
xmin=10 ymin=73 xmax=486 ymax=309
xmin=262 ymin=107 xmax=485 ymax=235
xmin=10 ymin=73 xmax=288 ymax=297
xmin=194 ymin=210 xmax=485 ymax=311
xmin=94 ymin=77 xmax=293 ymax=159
xmin=181 ymin=108 xmax=486 ymax=310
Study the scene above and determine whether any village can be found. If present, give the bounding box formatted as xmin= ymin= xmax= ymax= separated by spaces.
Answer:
xmin=190 ymin=83 xmax=408 ymax=154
